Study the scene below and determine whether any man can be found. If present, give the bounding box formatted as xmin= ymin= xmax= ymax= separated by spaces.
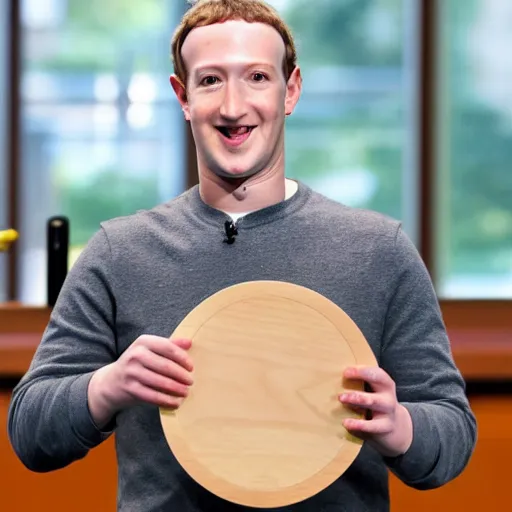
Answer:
xmin=8 ymin=0 xmax=477 ymax=510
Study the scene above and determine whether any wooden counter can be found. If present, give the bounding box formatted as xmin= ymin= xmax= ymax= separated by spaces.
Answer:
xmin=1 ymin=301 xmax=511 ymax=380
xmin=1 ymin=302 xmax=512 ymax=511
xmin=1 ymin=380 xmax=511 ymax=512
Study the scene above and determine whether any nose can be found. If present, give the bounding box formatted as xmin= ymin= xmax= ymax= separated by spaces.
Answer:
xmin=219 ymin=80 xmax=247 ymax=120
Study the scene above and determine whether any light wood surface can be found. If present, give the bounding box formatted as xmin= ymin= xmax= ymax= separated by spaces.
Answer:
xmin=160 ymin=281 xmax=377 ymax=508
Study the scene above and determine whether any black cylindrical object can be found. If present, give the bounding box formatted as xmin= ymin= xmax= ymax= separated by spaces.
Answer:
xmin=47 ymin=216 xmax=69 ymax=307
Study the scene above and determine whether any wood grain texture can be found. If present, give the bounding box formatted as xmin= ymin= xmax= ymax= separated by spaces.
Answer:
xmin=160 ymin=280 xmax=377 ymax=508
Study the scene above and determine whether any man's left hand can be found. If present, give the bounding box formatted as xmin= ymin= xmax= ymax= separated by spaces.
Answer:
xmin=338 ymin=366 xmax=413 ymax=458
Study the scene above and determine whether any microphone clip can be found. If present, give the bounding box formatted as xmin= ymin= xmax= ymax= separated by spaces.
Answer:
xmin=224 ymin=220 xmax=238 ymax=245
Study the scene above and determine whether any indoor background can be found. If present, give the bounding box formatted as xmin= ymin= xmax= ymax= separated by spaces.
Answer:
xmin=0 ymin=0 xmax=511 ymax=510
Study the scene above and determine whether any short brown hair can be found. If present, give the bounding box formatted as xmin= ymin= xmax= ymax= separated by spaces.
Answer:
xmin=171 ymin=0 xmax=297 ymax=88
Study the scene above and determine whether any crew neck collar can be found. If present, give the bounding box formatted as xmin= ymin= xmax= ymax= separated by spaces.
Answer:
xmin=185 ymin=180 xmax=312 ymax=229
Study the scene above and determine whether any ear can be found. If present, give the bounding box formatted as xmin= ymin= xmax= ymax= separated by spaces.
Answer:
xmin=170 ymin=75 xmax=190 ymax=121
xmin=285 ymin=66 xmax=302 ymax=116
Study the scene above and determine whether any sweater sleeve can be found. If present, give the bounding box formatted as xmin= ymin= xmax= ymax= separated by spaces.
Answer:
xmin=8 ymin=227 xmax=118 ymax=472
xmin=380 ymin=225 xmax=477 ymax=489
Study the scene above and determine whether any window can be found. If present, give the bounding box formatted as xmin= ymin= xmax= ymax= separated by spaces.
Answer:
xmin=435 ymin=0 xmax=512 ymax=298
xmin=2 ymin=0 xmax=511 ymax=304
xmin=17 ymin=0 xmax=186 ymax=304
xmin=270 ymin=0 xmax=420 ymax=242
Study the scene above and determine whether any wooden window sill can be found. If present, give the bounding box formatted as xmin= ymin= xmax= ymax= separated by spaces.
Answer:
xmin=0 ymin=301 xmax=511 ymax=380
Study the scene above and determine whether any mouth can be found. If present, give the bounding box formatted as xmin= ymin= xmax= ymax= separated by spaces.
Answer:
xmin=215 ymin=125 xmax=256 ymax=147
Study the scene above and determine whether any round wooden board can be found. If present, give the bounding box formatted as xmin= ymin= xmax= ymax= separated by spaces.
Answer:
xmin=159 ymin=280 xmax=377 ymax=508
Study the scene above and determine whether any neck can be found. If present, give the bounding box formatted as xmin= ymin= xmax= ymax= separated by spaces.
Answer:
xmin=198 ymin=156 xmax=286 ymax=214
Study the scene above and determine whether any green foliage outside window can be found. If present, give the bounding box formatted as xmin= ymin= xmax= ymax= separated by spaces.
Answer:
xmin=23 ymin=0 xmax=512 ymax=286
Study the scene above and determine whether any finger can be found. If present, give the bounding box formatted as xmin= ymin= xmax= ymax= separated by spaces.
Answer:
xmin=339 ymin=391 xmax=393 ymax=414
xmin=343 ymin=366 xmax=394 ymax=393
xmin=140 ymin=352 xmax=194 ymax=386
xmin=140 ymin=335 xmax=194 ymax=372
xmin=172 ymin=338 xmax=192 ymax=350
xmin=136 ymin=367 xmax=190 ymax=398
xmin=131 ymin=380 xmax=186 ymax=409
xmin=343 ymin=416 xmax=393 ymax=435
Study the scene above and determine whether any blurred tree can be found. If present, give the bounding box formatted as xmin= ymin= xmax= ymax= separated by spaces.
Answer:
xmin=24 ymin=0 xmax=512 ymax=281
xmin=445 ymin=0 xmax=512 ymax=274
xmin=22 ymin=0 xmax=176 ymax=251
xmin=282 ymin=0 xmax=512 ymax=277
xmin=60 ymin=170 xmax=160 ymax=247
xmin=285 ymin=0 xmax=403 ymax=66
xmin=282 ymin=0 xmax=404 ymax=220
xmin=28 ymin=0 xmax=171 ymax=72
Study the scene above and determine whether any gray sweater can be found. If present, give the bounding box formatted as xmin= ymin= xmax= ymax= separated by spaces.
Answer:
xmin=8 ymin=182 xmax=476 ymax=511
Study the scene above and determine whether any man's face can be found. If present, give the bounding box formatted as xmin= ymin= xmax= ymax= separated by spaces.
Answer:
xmin=172 ymin=20 xmax=301 ymax=179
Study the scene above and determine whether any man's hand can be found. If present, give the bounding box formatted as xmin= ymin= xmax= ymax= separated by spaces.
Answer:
xmin=88 ymin=335 xmax=194 ymax=429
xmin=338 ymin=365 xmax=413 ymax=458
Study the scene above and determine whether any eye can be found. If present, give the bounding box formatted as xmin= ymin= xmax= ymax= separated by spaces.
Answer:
xmin=252 ymin=72 xmax=268 ymax=82
xmin=200 ymin=76 xmax=220 ymax=86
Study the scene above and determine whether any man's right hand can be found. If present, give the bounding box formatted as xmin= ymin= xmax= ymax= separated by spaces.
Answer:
xmin=87 ymin=335 xmax=194 ymax=429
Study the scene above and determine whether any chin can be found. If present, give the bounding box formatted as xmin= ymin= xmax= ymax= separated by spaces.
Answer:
xmin=215 ymin=165 xmax=260 ymax=180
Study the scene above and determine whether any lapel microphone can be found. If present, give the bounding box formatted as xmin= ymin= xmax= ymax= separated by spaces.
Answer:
xmin=224 ymin=220 xmax=238 ymax=245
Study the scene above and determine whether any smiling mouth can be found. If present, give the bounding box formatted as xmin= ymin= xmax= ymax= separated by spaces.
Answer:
xmin=216 ymin=125 xmax=256 ymax=140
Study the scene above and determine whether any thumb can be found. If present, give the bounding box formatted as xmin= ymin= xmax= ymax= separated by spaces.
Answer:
xmin=171 ymin=338 xmax=192 ymax=350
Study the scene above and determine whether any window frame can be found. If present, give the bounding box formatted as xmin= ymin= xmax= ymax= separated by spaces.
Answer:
xmin=6 ymin=0 xmax=20 ymax=301
xmin=3 ymin=0 xmax=511 ymax=364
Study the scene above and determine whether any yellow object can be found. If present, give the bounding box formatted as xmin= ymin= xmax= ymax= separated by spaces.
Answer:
xmin=0 ymin=229 xmax=19 ymax=251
